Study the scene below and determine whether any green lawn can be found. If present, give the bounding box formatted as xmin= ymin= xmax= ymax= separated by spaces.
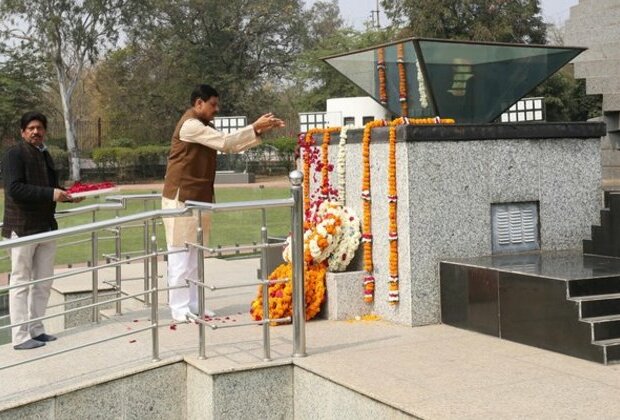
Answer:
xmin=0 ymin=185 xmax=292 ymax=274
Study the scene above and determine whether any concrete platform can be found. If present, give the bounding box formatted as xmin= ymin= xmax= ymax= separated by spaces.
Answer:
xmin=0 ymin=258 xmax=619 ymax=418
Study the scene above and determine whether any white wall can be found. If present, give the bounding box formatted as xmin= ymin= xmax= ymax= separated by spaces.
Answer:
xmin=326 ymin=97 xmax=390 ymax=127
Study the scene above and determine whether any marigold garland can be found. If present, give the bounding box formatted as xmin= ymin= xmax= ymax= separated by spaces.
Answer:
xmin=289 ymin=116 xmax=459 ymax=309
xmin=387 ymin=117 xmax=407 ymax=304
xmin=266 ymin=128 xmax=361 ymax=323
xmin=363 ymin=117 xmax=455 ymax=304
xmin=250 ymin=262 xmax=327 ymax=324
xmin=361 ymin=119 xmax=387 ymax=303
xmin=258 ymin=202 xmax=360 ymax=323
xmin=321 ymin=127 xmax=340 ymax=197
xmin=377 ymin=48 xmax=387 ymax=105
xmin=397 ymin=43 xmax=408 ymax=117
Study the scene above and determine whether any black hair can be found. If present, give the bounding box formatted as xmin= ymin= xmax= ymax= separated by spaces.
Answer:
xmin=190 ymin=84 xmax=219 ymax=105
xmin=20 ymin=112 xmax=47 ymax=130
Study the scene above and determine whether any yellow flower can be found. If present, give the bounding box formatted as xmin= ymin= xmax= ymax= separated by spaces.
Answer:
xmin=250 ymin=262 xmax=327 ymax=323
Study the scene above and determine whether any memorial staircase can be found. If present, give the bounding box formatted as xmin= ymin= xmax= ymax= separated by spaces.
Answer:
xmin=580 ymin=191 xmax=620 ymax=363
xmin=565 ymin=0 xmax=620 ymax=181
xmin=441 ymin=198 xmax=620 ymax=365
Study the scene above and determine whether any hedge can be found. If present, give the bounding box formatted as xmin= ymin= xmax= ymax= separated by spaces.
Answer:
xmin=92 ymin=145 xmax=169 ymax=180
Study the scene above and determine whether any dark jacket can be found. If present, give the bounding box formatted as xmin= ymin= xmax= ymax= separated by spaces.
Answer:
xmin=2 ymin=141 xmax=59 ymax=238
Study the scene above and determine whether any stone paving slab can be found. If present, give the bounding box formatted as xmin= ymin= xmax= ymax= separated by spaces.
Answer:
xmin=0 ymin=258 xmax=619 ymax=418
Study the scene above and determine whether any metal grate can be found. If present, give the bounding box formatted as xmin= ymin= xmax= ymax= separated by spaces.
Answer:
xmin=491 ymin=202 xmax=540 ymax=254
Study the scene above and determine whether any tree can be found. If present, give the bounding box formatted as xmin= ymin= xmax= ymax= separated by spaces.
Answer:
xmin=534 ymin=65 xmax=601 ymax=122
xmin=93 ymin=45 xmax=186 ymax=145
xmin=292 ymin=0 xmax=398 ymax=111
xmin=0 ymin=57 xmax=47 ymax=144
xmin=0 ymin=0 xmax=125 ymax=180
xmin=119 ymin=0 xmax=306 ymax=118
xmin=381 ymin=0 xmax=546 ymax=43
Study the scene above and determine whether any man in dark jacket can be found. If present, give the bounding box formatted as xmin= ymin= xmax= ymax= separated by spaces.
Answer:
xmin=3 ymin=112 xmax=75 ymax=350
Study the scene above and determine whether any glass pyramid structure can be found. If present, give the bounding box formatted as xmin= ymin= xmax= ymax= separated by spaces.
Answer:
xmin=323 ymin=38 xmax=585 ymax=123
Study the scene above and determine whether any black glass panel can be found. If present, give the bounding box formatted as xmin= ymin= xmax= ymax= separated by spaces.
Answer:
xmin=323 ymin=38 xmax=584 ymax=123
xmin=324 ymin=42 xmax=434 ymax=118
xmin=419 ymin=40 xmax=583 ymax=123
xmin=499 ymin=272 xmax=603 ymax=362
xmin=440 ymin=262 xmax=499 ymax=336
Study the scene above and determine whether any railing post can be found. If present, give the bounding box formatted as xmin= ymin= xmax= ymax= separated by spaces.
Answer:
xmin=260 ymin=208 xmax=271 ymax=361
xmin=143 ymin=200 xmax=150 ymax=306
xmin=197 ymin=210 xmax=206 ymax=360
xmin=115 ymin=210 xmax=122 ymax=315
xmin=91 ymin=211 xmax=99 ymax=323
xmin=290 ymin=170 xmax=306 ymax=357
xmin=150 ymin=234 xmax=160 ymax=362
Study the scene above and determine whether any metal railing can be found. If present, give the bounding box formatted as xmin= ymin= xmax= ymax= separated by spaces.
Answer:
xmin=0 ymin=192 xmax=162 ymax=262
xmin=0 ymin=171 xmax=305 ymax=369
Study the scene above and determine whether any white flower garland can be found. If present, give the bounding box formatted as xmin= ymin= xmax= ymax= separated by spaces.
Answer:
xmin=327 ymin=205 xmax=361 ymax=272
xmin=416 ymin=60 xmax=428 ymax=109
xmin=282 ymin=235 xmax=292 ymax=263
xmin=307 ymin=215 xmax=340 ymax=263
xmin=282 ymin=200 xmax=361 ymax=272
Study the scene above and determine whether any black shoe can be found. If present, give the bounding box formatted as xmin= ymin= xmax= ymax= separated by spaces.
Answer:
xmin=33 ymin=333 xmax=57 ymax=342
xmin=14 ymin=339 xmax=46 ymax=350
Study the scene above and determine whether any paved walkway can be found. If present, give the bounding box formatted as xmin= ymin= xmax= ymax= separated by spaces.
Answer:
xmin=0 ymin=258 xmax=619 ymax=419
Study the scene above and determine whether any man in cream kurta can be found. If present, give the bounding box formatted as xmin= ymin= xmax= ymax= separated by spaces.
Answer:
xmin=162 ymin=84 xmax=284 ymax=322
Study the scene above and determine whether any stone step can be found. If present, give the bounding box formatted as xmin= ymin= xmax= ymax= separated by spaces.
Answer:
xmin=572 ymin=46 xmax=620 ymax=64
xmin=582 ymin=313 xmax=620 ymax=323
xmin=602 ymin=166 xmax=620 ymax=182
xmin=575 ymin=60 xmax=620 ymax=79
xmin=592 ymin=337 xmax=620 ymax=346
xmin=577 ymin=295 xmax=620 ymax=318
xmin=567 ymin=12 xmax=620 ymax=29
xmin=603 ymin=95 xmax=620 ymax=112
xmin=585 ymin=77 xmax=620 ymax=95
xmin=591 ymin=336 xmax=620 ymax=363
xmin=568 ymin=35 xmax=620 ymax=51
xmin=602 ymin=111 xmax=619 ymax=125
xmin=601 ymin=149 xmax=620 ymax=167
xmin=566 ymin=16 xmax=620 ymax=37
xmin=601 ymin=134 xmax=614 ymax=151
xmin=566 ymin=2 xmax=591 ymax=20
xmin=566 ymin=4 xmax=620 ymax=27
xmin=570 ymin=292 xmax=620 ymax=302
xmin=568 ymin=0 xmax=620 ymax=20
xmin=593 ymin=319 xmax=620 ymax=341
xmin=568 ymin=276 xmax=620 ymax=298
xmin=605 ymin=340 xmax=620 ymax=363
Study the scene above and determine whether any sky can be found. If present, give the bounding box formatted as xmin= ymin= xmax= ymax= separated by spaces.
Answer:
xmin=314 ymin=0 xmax=580 ymax=29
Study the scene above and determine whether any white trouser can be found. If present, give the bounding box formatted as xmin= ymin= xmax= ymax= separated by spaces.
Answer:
xmin=9 ymin=233 xmax=56 ymax=345
xmin=167 ymin=246 xmax=199 ymax=319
